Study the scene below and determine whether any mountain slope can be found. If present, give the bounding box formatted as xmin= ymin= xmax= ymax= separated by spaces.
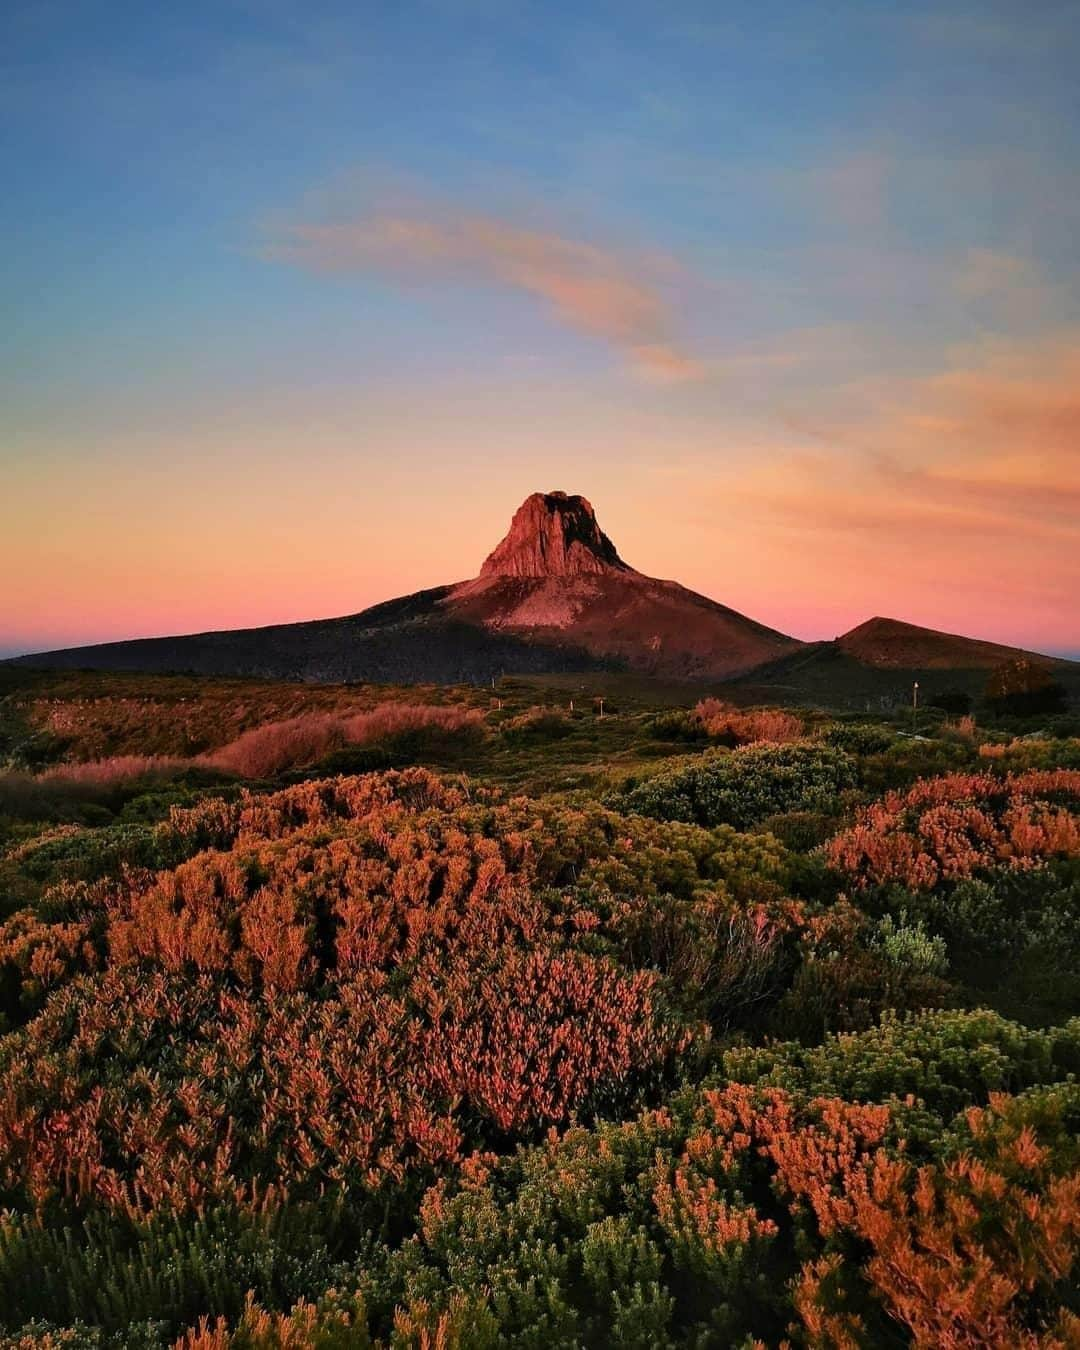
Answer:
xmin=10 ymin=492 xmax=802 ymax=684
xmin=837 ymin=616 xmax=1074 ymax=671
xmin=12 ymin=494 xmax=1071 ymax=693
xmin=727 ymin=618 xmax=1080 ymax=709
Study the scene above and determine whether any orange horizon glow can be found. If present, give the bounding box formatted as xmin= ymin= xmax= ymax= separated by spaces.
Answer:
xmin=6 ymin=320 xmax=1078 ymax=661
xmin=4 ymin=472 xmax=1077 ymax=662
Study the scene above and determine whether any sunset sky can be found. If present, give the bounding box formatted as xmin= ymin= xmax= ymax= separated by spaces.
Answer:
xmin=3 ymin=0 xmax=1078 ymax=658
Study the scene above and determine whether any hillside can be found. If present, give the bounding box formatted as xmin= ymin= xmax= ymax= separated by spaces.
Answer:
xmin=9 ymin=492 xmax=802 ymax=684
xmin=837 ymin=616 xmax=1075 ymax=671
xmin=730 ymin=620 xmax=1080 ymax=710
xmin=1 ymin=662 xmax=1079 ymax=1346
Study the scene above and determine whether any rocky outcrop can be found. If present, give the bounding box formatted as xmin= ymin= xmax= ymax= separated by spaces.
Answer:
xmin=479 ymin=492 xmax=632 ymax=579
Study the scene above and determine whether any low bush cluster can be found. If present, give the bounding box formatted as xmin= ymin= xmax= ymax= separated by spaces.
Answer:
xmin=9 ymin=705 xmax=487 ymax=789
xmin=5 ymin=1011 xmax=1078 ymax=1346
xmin=823 ymin=722 xmax=896 ymax=756
xmin=827 ymin=768 xmax=1080 ymax=890
xmin=767 ymin=900 xmax=957 ymax=1041
xmin=3 ymin=669 xmax=1079 ymax=1348
xmin=498 ymin=706 xmax=574 ymax=742
xmin=859 ymin=866 xmax=1080 ymax=1025
xmin=53 ymin=1011 xmax=1072 ymax=1349
xmin=619 ymin=742 xmax=858 ymax=830
xmin=688 ymin=700 xmax=805 ymax=746
xmin=0 ymin=770 xmax=797 ymax=1225
xmin=649 ymin=701 xmax=805 ymax=748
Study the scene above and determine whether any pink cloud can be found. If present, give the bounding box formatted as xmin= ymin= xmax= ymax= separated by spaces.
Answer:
xmin=267 ymin=206 xmax=702 ymax=382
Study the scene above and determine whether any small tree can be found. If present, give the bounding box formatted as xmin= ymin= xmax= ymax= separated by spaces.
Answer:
xmin=984 ymin=659 xmax=1066 ymax=717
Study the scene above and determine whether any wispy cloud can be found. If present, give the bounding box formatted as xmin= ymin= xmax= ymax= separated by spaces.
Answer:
xmin=677 ymin=331 xmax=1080 ymax=639
xmin=266 ymin=201 xmax=702 ymax=382
xmin=775 ymin=332 xmax=1079 ymax=524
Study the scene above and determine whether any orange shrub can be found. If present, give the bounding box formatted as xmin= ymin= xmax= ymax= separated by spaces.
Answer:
xmin=827 ymin=769 xmax=1080 ymax=890
xmin=692 ymin=699 xmax=804 ymax=745
xmin=658 ymin=1082 xmax=1080 ymax=1349
xmin=0 ymin=769 xmax=715 ymax=1218
xmin=200 ymin=703 xmax=485 ymax=778
xmin=784 ymin=1090 xmax=1080 ymax=1348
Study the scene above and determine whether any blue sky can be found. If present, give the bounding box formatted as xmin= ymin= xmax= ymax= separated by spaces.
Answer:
xmin=3 ymin=0 xmax=1078 ymax=657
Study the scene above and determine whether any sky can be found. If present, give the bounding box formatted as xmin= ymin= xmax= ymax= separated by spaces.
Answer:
xmin=3 ymin=0 xmax=1079 ymax=659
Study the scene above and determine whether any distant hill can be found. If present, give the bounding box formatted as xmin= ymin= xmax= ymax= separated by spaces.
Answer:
xmin=836 ymin=617 xmax=1075 ymax=672
xmin=727 ymin=619 xmax=1080 ymax=710
xmin=8 ymin=492 xmax=801 ymax=684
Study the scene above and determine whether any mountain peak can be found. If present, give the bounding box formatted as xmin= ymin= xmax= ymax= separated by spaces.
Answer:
xmin=479 ymin=491 xmax=634 ymax=579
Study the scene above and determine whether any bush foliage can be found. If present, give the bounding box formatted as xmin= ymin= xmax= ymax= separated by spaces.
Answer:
xmin=1 ymin=671 xmax=1079 ymax=1346
xmin=618 ymin=743 xmax=857 ymax=830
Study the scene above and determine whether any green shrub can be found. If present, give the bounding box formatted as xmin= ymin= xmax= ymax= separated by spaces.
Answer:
xmin=857 ymin=737 xmax=978 ymax=793
xmin=761 ymin=901 xmax=956 ymax=1041
xmin=0 ymin=1199 xmax=357 ymax=1335
xmin=754 ymin=810 xmax=835 ymax=853
xmin=14 ymin=823 xmax=173 ymax=885
xmin=823 ymin=722 xmax=895 ymax=755
xmin=500 ymin=707 xmax=574 ymax=742
xmin=644 ymin=710 xmax=704 ymax=743
xmin=619 ymin=744 xmax=857 ymax=830
xmin=770 ymin=946 xmax=955 ymax=1041
xmin=869 ymin=913 xmax=948 ymax=977
xmin=866 ymin=865 xmax=1080 ymax=1023
xmin=723 ymin=1007 xmax=1080 ymax=1117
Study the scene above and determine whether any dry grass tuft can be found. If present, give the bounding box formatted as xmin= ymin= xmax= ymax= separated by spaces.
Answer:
xmin=38 ymin=755 xmax=189 ymax=786
xmin=692 ymin=699 xmax=804 ymax=745
xmin=200 ymin=704 xmax=484 ymax=778
xmin=0 ymin=705 xmax=486 ymax=806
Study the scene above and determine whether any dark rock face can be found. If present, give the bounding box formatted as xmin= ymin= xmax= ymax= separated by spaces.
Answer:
xmin=479 ymin=492 xmax=631 ymax=579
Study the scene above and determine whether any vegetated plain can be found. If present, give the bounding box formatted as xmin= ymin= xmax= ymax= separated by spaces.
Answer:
xmin=0 ymin=664 xmax=1078 ymax=1348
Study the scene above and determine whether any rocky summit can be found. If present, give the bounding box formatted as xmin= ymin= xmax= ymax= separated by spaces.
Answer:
xmin=479 ymin=492 xmax=631 ymax=579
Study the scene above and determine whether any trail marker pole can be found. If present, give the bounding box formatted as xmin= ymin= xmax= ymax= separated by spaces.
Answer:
xmin=912 ymin=681 xmax=919 ymax=733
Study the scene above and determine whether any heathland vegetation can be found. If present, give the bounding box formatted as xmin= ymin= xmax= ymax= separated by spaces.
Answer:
xmin=0 ymin=666 xmax=1078 ymax=1346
